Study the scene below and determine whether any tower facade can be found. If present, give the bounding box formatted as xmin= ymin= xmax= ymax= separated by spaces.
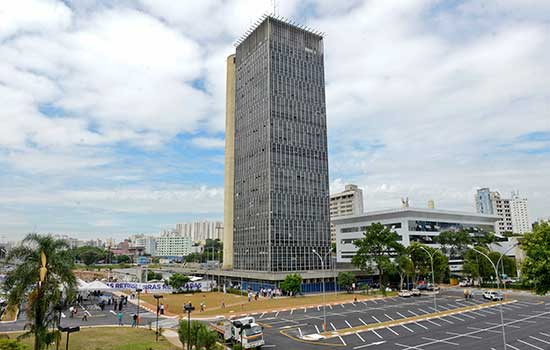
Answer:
xmin=232 ymin=16 xmax=331 ymax=272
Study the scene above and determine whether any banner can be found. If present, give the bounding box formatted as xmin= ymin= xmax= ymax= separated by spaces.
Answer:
xmin=105 ymin=280 xmax=216 ymax=293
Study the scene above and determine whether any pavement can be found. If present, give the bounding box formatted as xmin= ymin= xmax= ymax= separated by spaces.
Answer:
xmin=243 ymin=289 xmax=550 ymax=350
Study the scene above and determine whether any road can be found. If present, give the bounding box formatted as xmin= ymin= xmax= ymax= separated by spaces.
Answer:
xmin=249 ymin=290 xmax=550 ymax=350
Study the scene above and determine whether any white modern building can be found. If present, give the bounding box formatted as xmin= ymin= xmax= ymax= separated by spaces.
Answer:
xmin=175 ymin=221 xmax=223 ymax=243
xmin=155 ymin=232 xmax=192 ymax=257
xmin=475 ymin=188 xmax=513 ymax=234
xmin=510 ymin=192 xmax=530 ymax=234
xmin=330 ymin=184 xmax=364 ymax=243
xmin=129 ymin=235 xmax=157 ymax=256
xmin=334 ymin=207 xmax=500 ymax=272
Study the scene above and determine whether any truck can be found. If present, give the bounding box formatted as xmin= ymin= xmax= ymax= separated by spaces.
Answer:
xmin=210 ymin=316 xmax=265 ymax=349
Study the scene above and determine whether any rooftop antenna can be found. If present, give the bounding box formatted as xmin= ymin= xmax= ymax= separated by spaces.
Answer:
xmin=271 ymin=0 xmax=279 ymax=16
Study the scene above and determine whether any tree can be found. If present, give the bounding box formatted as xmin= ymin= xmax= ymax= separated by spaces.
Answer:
xmin=337 ymin=272 xmax=356 ymax=293
xmin=462 ymin=247 xmax=494 ymax=284
xmin=166 ymin=273 xmax=190 ymax=292
xmin=177 ymin=319 xmax=218 ymax=350
xmin=408 ymin=243 xmax=449 ymax=284
xmin=147 ymin=270 xmax=163 ymax=281
xmin=396 ymin=254 xmax=414 ymax=290
xmin=4 ymin=234 xmax=76 ymax=350
xmin=352 ymin=223 xmax=404 ymax=292
xmin=115 ymin=254 xmax=131 ymax=264
xmin=75 ymin=246 xmax=106 ymax=266
xmin=436 ymin=231 xmax=471 ymax=258
xmin=521 ymin=222 xmax=550 ymax=295
xmin=280 ymin=273 xmax=302 ymax=296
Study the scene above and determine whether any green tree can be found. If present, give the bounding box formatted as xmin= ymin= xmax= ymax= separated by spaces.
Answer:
xmin=115 ymin=254 xmax=131 ymax=264
xmin=166 ymin=273 xmax=191 ymax=292
xmin=337 ymin=272 xmax=356 ymax=293
xmin=76 ymin=246 xmax=106 ymax=266
xmin=396 ymin=254 xmax=414 ymax=290
xmin=462 ymin=247 xmax=494 ymax=284
xmin=521 ymin=222 xmax=550 ymax=295
xmin=4 ymin=234 xmax=76 ymax=350
xmin=280 ymin=273 xmax=302 ymax=296
xmin=177 ymin=319 xmax=202 ymax=349
xmin=147 ymin=270 xmax=163 ymax=281
xmin=436 ymin=230 xmax=471 ymax=258
xmin=408 ymin=243 xmax=449 ymax=284
xmin=352 ymin=223 xmax=404 ymax=293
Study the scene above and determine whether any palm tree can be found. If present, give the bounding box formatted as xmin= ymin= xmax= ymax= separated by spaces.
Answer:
xmin=5 ymin=234 xmax=77 ymax=350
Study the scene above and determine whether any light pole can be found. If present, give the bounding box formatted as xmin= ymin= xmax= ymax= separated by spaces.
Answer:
xmin=497 ymin=243 xmax=519 ymax=292
xmin=183 ymin=303 xmax=195 ymax=350
xmin=312 ymin=249 xmax=330 ymax=332
xmin=241 ymin=249 xmax=249 ymax=296
xmin=473 ymin=247 xmax=506 ymax=350
xmin=418 ymin=246 xmax=437 ymax=312
xmin=135 ymin=288 xmax=143 ymax=326
xmin=154 ymin=294 xmax=163 ymax=341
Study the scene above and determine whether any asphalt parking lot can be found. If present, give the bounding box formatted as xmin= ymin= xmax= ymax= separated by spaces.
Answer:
xmin=250 ymin=291 xmax=550 ymax=350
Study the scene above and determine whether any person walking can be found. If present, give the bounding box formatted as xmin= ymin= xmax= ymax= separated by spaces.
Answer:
xmin=132 ymin=314 xmax=138 ymax=327
xmin=117 ymin=311 xmax=123 ymax=326
xmin=160 ymin=303 xmax=165 ymax=315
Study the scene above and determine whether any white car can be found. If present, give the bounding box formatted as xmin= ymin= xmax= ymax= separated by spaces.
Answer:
xmin=483 ymin=291 xmax=503 ymax=301
xmin=398 ymin=290 xmax=412 ymax=297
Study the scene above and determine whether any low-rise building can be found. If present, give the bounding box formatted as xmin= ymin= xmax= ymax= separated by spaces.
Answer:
xmin=330 ymin=184 xmax=364 ymax=243
xmin=155 ymin=232 xmax=192 ymax=258
xmin=334 ymin=207 xmax=500 ymax=272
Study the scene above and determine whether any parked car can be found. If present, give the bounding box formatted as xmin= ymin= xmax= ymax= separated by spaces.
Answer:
xmin=417 ymin=284 xmax=427 ymax=291
xmin=483 ymin=291 xmax=504 ymax=301
xmin=459 ymin=280 xmax=471 ymax=287
xmin=426 ymin=284 xmax=440 ymax=291
xmin=398 ymin=290 xmax=412 ymax=297
xmin=411 ymin=288 xmax=421 ymax=296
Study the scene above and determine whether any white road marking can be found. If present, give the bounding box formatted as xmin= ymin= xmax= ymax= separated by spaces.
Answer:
xmin=460 ymin=312 xmax=476 ymax=319
xmin=330 ymin=322 xmax=337 ymax=331
xmin=384 ymin=313 xmax=394 ymax=321
xmin=478 ymin=309 xmax=496 ymax=315
xmin=486 ymin=321 xmax=520 ymax=329
xmin=445 ymin=331 xmax=481 ymax=339
xmin=386 ymin=327 xmax=399 ymax=336
xmin=401 ymin=324 xmax=414 ymax=333
xmin=260 ymin=312 xmax=265 ymax=318
xmin=340 ymin=304 xmax=345 ymax=309
xmin=361 ymin=301 xmax=368 ymax=306
xmin=290 ymin=309 xmax=294 ymax=315
xmin=425 ymin=319 xmax=441 ymax=327
xmin=358 ymin=318 xmax=367 ymax=325
xmin=394 ymin=342 xmax=424 ymax=349
xmin=507 ymin=344 xmax=521 ymax=350
xmin=437 ymin=305 xmax=450 ymax=310
xmin=356 ymin=332 xmax=365 ymax=342
xmin=372 ymin=300 xmax=378 ymax=304
xmin=540 ymin=332 xmax=550 ymax=337
xmin=438 ymin=317 xmax=454 ymax=324
xmin=298 ymin=328 xmax=302 ymax=337
xmin=338 ymin=335 xmax=347 ymax=346
xmin=396 ymin=312 xmax=407 ymax=318
xmin=261 ymin=345 xmax=276 ymax=348
xmin=422 ymin=337 xmax=459 ymax=346
xmin=303 ymin=308 xmax=307 ymax=313
xmin=329 ymin=304 xmax=333 ymax=310
xmin=371 ymin=329 xmax=382 ymax=339
xmin=517 ymin=339 xmax=544 ymax=350
xmin=418 ymin=308 xmax=430 ymax=314
xmin=447 ymin=315 xmax=465 ymax=322
xmin=317 ymin=306 xmax=320 ymax=311
xmin=275 ymin=311 xmax=279 ymax=317
xmin=467 ymin=326 xmax=501 ymax=334
xmin=372 ymin=316 xmax=381 ymax=323
xmin=345 ymin=320 xmax=353 ymax=328
xmin=353 ymin=341 xmax=386 ymax=349
xmin=408 ymin=310 xmax=419 ymax=316
xmin=530 ymin=336 xmax=550 ymax=345
xmin=314 ymin=325 xmax=320 ymax=333
xmin=414 ymin=322 xmax=428 ymax=330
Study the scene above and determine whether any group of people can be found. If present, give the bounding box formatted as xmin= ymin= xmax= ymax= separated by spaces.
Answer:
xmin=246 ymin=288 xmax=280 ymax=302
xmin=463 ymin=289 xmax=475 ymax=299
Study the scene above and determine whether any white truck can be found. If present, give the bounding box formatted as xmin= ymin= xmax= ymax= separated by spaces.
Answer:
xmin=210 ymin=316 xmax=265 ymax=349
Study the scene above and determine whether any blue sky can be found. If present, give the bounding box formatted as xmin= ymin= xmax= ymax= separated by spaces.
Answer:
xmin=1 ymin=0 xmax=550 ymax=240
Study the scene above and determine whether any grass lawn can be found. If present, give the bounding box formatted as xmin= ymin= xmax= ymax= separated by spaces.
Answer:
xmin=5 ymin=327 xmax=179 ymax=350
xmin=141 ymin=291 xmax=392 ymax=317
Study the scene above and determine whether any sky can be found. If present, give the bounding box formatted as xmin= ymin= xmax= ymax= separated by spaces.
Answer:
xmin=1 ymin=0 xmax=549 ymax=241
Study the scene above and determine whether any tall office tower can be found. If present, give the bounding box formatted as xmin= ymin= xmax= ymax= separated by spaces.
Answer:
xmin=231 ymin=16 xmax=331 ymax=272
xmin=330 ymin=184 xmax=364 ymax=243
xmin=223 ymin=54 xmax=236 ymax=269
xmin=511 ymin=191 xmax=530 ymax=234
xmin=475 ymin=188 xmax=513 ymax=234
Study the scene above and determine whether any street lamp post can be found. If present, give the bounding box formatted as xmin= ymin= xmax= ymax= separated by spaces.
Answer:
xmin=241 ymin=249 xmax=249 ymax=296
xmin=473 ymin=247 xmax=506 ymax=350
xmin=418 ymin=246 xmax=437 ymax=312
xmin=154 ymin=294 xmax=163 ymax=341
xmin=135 ymin=288 xmax=143 ymax=326
xmin=497 ymin=243 xmax=519 ymax=292
xmin=183 ymin=303 xmax=195 ymax=350
xmin=312 ymin=249 xmax=330 ymax=332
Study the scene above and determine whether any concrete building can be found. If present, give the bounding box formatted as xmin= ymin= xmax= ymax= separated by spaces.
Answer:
xmin=155 ymin=232 xmax=192 ymax=258
xmin=333 ymin=207 xmax=500 ymax=273
xmin=230 ymin=15 xmax=331 ymax=272
xmin=511 ymin=191 xmax=530 ymax=234
xmin=223 ymin=54 xmax=236 ymax=269
xmin=129 ymin=235 xmax=157 ymax=256
xmin=330 ymin=184 xmax=364 ymax=243
xmin=475 ymin=188 xmax=513 ymax=234
xmin=175 ymin=221 xmax=223 ymax=243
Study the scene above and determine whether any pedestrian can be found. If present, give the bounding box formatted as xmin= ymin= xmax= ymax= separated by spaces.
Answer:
xmin=69 ymin=306 xmax=74 ymax=318
xmin=117 ymin=311 xmax=123 ymax=326
xmin=160 ymin=303 xmax=165 ymax=315
xmin=464 ymin=289 xmax=468 ymax=299
xmin=82 ymin=313 xmax=88 ymax=321
xmin=200 ymin=301 xmax=205 ymax=312
xmin=132 ymin=314 xmax=138 ymax=327
xmin=221 ymin=299 xmax=225 ymax=309
xmin=354 ymin=296 xmax=357 ymax=303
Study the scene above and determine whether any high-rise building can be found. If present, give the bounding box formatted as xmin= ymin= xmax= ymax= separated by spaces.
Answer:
xmin=228 ymin=15 xmax=331 ymax=272
xmin=155 ymin=232 xmax=192 ymax=257
xmin=475 ymin=188 xmax=512 ymax=234
xmin=510 ymin=191 xmax=530 ymax=234
xmin=175 ymin=221 xmax=223 ymax=243
xmin=330 ymin=184 xmax=364 ymax=242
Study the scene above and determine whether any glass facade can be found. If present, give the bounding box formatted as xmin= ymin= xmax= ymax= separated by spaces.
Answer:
xmin=233 ymin=18 xmax=331 ymax=272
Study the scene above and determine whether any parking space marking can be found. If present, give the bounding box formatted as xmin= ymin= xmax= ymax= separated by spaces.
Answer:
xmin=517 ymin=339 xmax=544 ymax=350
xmin=387 ymin=327 xmax=399 ymax=336
xmin=394 ymin=342 xmax=425 ymax=349
xmin=447 ymin=315 xmax=465 ymax=322
xmin=438 ymin=317 xmax=454 ymax=324
xmin=507 ymin=344 xmax=521 ymax=350
xmin=422 ymin=337 xmax=459 ymax=346
xmin=338 ymin=335 xmax=347 ymax=346
xmin=540 ymin=332 xmax=550 ymax=337
xmin=314 ymin=325 xmax=320 ymax=333
xmin=341 ymin=304 xmax=345 ymax=309
xmin=478 ymin=309 xmax=496 ymax=315
xmin=358 ymin=318 xmax=367 ymax=326
xmin=371 ymin=329 xmax=382 ymax=339
xmin=290 ymin=309 xmax=294 ymax=315
xmin=371 ymin=300 xmax=378 ymax=304
xmin=303 ymin=308 xmax=307 ymax=313
xmin=353 ymin=341 xmax=387 ymax=349
xmin=460 ymin=312 xmax=476 ymax=319
xmin=356 ymin=332 xmax=365 ymax=342
xmin=317 ymin=305 xmax=320 ymax=311
xmin=408 ymin=310 xmax=419 ymax=316
xmin=384 ymin=313 xmax=394 ymax=321
xmin=418 ymin=308 xmax=430 ymax=314
xmin=345 ymin=320 xmax=353 ymax=328
xmin=329 ymin=304 xmax=333 ymax=310
xmin=530 ymin=336 xmax=550 ymax=345
xmin=298 ymin=328 xmax=302 ymax=337
xmin=437 ymin=305 xmax=450 ymax=310
xmin=445 ymin=331 xmax=481 ymax=339
xmin=396 ymin=312 xmax=407 ymax=319
xmin=468 ymin=326 xmax=501 ymax=334
xmin=330 ymin=322 xmax=337 ymax=331
xmin=414 ymin=322 xmax=428 ymax=330
xmin=260 ymin=312 xmax=265 ymax=318
xmin=401 ymin=324 xmax=414 ymax=333
xmin=425 ymin=319 xmax=441 ymax=327
xmin=275 ymin=311 xmax=279 ymax=317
